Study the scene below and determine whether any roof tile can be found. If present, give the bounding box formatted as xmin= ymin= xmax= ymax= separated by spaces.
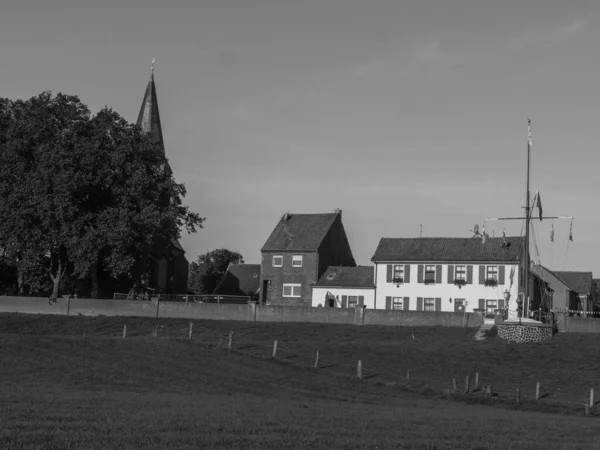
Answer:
xmin=371 ymin=237 xmax=524 ymax=262
xmin=261 ymin=213 xmax=339 ymax=251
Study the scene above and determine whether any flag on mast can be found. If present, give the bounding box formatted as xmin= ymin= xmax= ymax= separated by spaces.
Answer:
xmin=536 ymin=190 xmax=543 ymax=221
xmin=550 ymin=223 xmax=554 ymax=242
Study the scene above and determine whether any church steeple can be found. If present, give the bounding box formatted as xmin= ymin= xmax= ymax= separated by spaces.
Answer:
xmin=137 ymin=59 xmax=164 ymax=155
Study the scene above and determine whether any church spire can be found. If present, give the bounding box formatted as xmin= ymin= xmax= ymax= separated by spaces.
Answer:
xmin=136 ymin=59 xmax=164 ymax=154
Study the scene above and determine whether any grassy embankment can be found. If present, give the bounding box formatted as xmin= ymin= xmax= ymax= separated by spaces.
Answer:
xmin=1 ymin=314 xmax=600 ymax=449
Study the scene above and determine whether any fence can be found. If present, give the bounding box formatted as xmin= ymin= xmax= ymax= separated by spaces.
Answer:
xmin=112 ymin=293 xmax=251 ymax=304
xmin=17 ymin=317 xmax=598 ymax=417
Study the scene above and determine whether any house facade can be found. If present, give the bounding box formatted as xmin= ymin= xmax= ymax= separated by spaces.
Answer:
xmin=312 ymin=266 xmax=375 ymax=309
xmin=260 ymin=210 xmax=356 ymax=306
xmin=371 ymin=236 xmax=527 ymax=319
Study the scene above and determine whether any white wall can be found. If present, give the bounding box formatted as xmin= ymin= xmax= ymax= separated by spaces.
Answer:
xmin=312 ymin=287 xmax=375 ymax=309
xmin=374 ymin=262 xmax=521 ymax=317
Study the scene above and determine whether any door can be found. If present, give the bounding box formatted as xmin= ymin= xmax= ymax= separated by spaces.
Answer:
xmin=454 ymin=299 xmax=465 ymax=313
xmin=262 ymin=280 xmax=271 ymax=304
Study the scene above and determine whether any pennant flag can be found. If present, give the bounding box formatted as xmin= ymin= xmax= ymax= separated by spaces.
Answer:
xmin=536 ymin=190 xmax=543 ymax=221
xmin=550 ymin=223 xmax=554 ymax=242
xmin=569 ymin=220 xmax=574 ymax=241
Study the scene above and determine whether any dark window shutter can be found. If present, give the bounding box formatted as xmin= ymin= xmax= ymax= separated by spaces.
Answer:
xmin=479 ymin=265 xmax=485 ymax=284
xmin=418 ymin=265 xmax=424 ymax=283
xmin=479 ymin=298 xmax=485 ymax=310
xmin=499 ymin=266 xmax=506 ymax=285
xmin=403 ymin=297 xmax=409 ymax=310
xmin=417 ymin=297 xmax=423 ymax=311
xmin=386 ymin=265 xmax=392 ymax=282
xmin=498 ymin=299 xmax=505 ymax=310
xmin=385 ymin=296 xmax=392 ymax=310
xmin=447 ymin=265 xmax=454 ymax=284
xmin=435 ymin=297 xmax=441 ymax=311
xmin=467 ymin=265 xmax=473 ymax=284
xmin=342 ymin=296 xmax=348 ymax=308
xmin=436 ymin=265 xmax=442 ymax=284
xmin=358 ymin=296 xmax=364 ymax=306
xmin=405 ymin=265 xmax=411 ymax=283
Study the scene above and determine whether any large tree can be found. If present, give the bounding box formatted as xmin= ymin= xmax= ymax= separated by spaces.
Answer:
xmin=188 ymin=249 xmax=244 ymax=295
xmin=0 ymin=92 xmax=204 ymax=300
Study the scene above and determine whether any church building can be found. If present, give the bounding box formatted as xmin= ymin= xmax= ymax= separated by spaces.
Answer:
xmin=136 ymin=66 xmax=190 ymax=296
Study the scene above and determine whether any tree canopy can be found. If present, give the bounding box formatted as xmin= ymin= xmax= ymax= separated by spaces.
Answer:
xmin=0 ymin=92 xmax=204 ymax=299
xmin=188 ymin=248 xmax=244 ymax=295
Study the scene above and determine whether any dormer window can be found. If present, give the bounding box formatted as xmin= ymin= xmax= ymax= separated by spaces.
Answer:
xmin=272 ymin=255 xmax=283 ymax=267
xmin=327 ymin=272 xmax=336 ymax=281
xmin=292 ymin=255 xmax=303 ymax=267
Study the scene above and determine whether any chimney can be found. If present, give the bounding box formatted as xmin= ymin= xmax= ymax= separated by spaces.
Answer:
xmin=334 ymin=208 xmax=342 ymax=216
xmin=482 ymin=233 xmax=486 ymax=245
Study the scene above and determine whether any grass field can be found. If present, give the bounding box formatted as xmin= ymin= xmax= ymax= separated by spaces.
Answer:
xmin=1 ymin=313 xmax=600 ymax=449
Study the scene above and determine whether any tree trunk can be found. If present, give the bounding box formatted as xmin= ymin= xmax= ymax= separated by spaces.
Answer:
xmin=90 ymin=260 xmax=99 ymax=299
xmin=17 ymin=268 xmax=25 ymax=296
xmin=49 ymin=257 xmax=65 ymax=303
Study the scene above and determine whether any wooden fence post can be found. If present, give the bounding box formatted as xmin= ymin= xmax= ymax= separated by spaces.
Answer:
xmin=464 ymin=376 xmax=470 ymax=394
xmin=228 ymin=331 xmax=233 ymax=350
xmin=122 ymin=325 xmax=127 ymax=339
xmin=411 ymin=328 xmax=415 ymax=340
xmin=188 ymin=322 xmax=193 ymax=340
xmin=475 ymin=372 xmax=480 ymax=391
xmin=272 ymin=340 xmax=278 ymax=358
xmin=357 ymin=360 xmax=362 ymax=380
xmin=406 ymin=369 xmax=410 ymax=380
xmin=590 ymin=388 xmax=595 ymax=408
xmin=314 ymin=351 xmax=319 ymax=369
xmin=452 ymin=378 xmax=457 ymax=393
xmin=535 ymin=381 xmax=541 ymax=400
xmin=585 ymin=401 xmax=590 ymax=416
xmin=153 ymin=325 xmax=158 ymax=339
xmin=516 ymin=388 xmax=521 ymax=404
xmin=486 ymin=385 xmax=492 ymax=398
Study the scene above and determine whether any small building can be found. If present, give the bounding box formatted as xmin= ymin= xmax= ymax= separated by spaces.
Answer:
xmin=312 ymin=266 xmax=375 ymax=308
xmin=552 ymin=271 xmax=594 ymax=313
xmin=212 ymin=263 xmax=261 ymax=302
xmin=260 ymin=210 xmax=356 ymax=306
xmin=531 ymin=265 xmax=579 ymax=312
xmin=370 ymin=236 xmax=528 ymax=318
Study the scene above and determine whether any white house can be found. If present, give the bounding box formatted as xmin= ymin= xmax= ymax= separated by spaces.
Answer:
xmin=370 ymin=236 xmax=526 ymax=319
xmin=311 ymin=266 xmax=375 ymax=309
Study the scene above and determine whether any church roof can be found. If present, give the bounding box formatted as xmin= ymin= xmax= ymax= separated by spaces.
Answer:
xmin=136 ymin=70 xmax=164 ymax=154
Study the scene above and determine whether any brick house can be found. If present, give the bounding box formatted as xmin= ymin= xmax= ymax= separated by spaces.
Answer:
xmin=552 ymin=271 xmax=594 ymax=313
xmin=259 ymin=210 xmax=356 ymax=306
xmin=371 ymin=236 xmax=536 ymax=319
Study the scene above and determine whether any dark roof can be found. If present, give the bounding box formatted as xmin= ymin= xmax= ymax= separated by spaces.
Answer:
xmin=261 ymin=212 xmax=339 ymax=251
xmin=314 ymin=266 xmax=375 ymax=288
xmin=553 ymin=271 xmax=593 ymax=296
xmin=531 ymin=265 xmax=576 ymax=291
xmin=371 ymin=237 xmax=524 ymax=263
xmin=212 ymin=264 xmax=261 ymax=297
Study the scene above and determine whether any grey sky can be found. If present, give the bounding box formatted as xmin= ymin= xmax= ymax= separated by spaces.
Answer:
xmin=2 ymin=0 xmax=599 ymax=273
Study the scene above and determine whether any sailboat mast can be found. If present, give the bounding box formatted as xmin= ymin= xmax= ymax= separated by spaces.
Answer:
xmin=523 ymin=119 xmax=532 ymax=318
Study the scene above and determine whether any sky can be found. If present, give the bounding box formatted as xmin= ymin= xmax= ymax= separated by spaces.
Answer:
xmin=2 ymin=0 xmax=600 ymax=274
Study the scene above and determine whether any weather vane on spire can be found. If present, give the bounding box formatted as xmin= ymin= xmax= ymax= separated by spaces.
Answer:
xmin=151 ymin=58 xmax=156 ymax=74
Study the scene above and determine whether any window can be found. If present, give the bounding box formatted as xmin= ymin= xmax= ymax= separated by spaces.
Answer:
xmin=392 ymin=297 xmax=403 ymax=310
xmin=424 ymin=265 xmax=436 ymax=284
xmin=392 ymin=265 xmax=404 ymax=282
xmin=454 ymin=265 xmax=466 ymax=281
xmin=292 ymin=255 xmax=303 ymax=267
xmin=272 ymin=255 xmax=283 ymax=267
xmin=424 ymin=298 xmax=435 ymax=312
xmin=486 ymin=299 xmax=497 ymax=314
xmin=348 ymin=296 xmax=358 ymax=308
xmin=486 ymin=266 xmax=498 ymax=280
xmin=485 ymin=266 xmax=498 ymax=286
xmin=326 ymin=272 xmax=336 ymax=281
xmin=282 ymin=283 xmax=301 ymax=297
